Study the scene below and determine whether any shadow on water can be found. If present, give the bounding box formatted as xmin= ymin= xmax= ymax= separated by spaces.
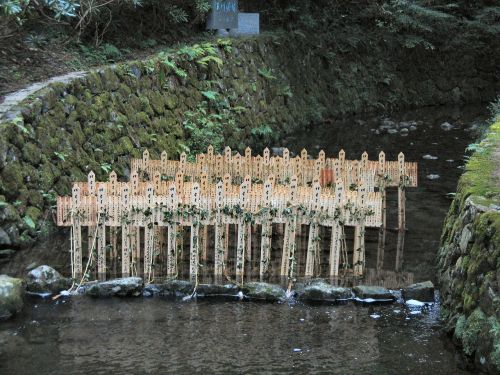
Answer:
xmin=0 ymin=105 xmax=486 ymax=374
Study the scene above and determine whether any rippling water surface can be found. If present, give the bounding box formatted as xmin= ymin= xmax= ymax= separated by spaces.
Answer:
xmin=0 ymin=105 xmax=487 ymax=374
xmin=0 ymin=298 xmax=469 ymax=374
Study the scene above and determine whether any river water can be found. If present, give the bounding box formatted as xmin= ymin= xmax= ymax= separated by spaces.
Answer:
xmin=0 ymin=105 xmax=487 ymax=374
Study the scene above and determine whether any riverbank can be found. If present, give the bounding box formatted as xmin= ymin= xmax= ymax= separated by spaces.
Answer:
xmin=438 ymin=115 xmax=500 ymax=374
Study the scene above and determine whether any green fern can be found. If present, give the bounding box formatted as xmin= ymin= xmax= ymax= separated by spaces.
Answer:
xmin=258 ymin=68 xmax=277 ymax=80
xmin=197 ymin=55 xmax=223 ymax=67
xmin=157 ymin=53 xmax=188 ymax=78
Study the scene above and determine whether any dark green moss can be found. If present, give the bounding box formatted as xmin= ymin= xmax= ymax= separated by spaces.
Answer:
xmin=1 ymin=164 xmax=23 ymax=196
xmin=22 ymin=143 xmax=41 ymax=165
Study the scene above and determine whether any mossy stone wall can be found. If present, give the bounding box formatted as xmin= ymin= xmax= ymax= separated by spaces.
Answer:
xmin=438 ymin=120 xmax=500 ymax=374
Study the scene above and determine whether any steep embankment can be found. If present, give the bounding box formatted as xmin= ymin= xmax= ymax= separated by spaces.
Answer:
xmin=438 ymin=119 xmax=500 ymax=374
xmin=0 ymin=31 xmax=498 ymax=272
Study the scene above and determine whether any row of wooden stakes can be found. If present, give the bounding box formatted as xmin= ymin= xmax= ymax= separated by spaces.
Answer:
xmin=56 ymin=146 xmax=418 ymax=283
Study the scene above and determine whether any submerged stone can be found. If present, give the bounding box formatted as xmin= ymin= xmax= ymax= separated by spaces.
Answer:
xmin=85 ymin=277 xmax=143 ymax=297
xmin=427 ymin=174 xmax=440 ymax=180
xmin=440 ymin=122 xmax=454 ymax=131
xmin=353 ymin=285 xmax=395 ymax=301
xmin=241 ymin=282 xmax=286 ymax=302
xmin=402 ymin=281 xmax=435 ymax=302
xmin=295 ymin=279 xmax=352 ymax=302
xmin=26 ymin=265 xmax=71 ymax=294
xmin=0 ymin=275 xmax=25 ymax=320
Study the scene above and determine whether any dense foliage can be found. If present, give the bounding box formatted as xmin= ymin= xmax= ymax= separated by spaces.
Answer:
xmin=1 ymin=0 xmax=498 ymax=45
xmin=1 ymin=0 xmax=212 ymax=44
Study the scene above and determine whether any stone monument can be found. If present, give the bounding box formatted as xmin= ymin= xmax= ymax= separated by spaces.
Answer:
xmin=206 ymin=0 xmax=238 ymax=30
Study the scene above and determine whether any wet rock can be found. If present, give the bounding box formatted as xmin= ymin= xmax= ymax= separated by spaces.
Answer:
xmin=26 ymin=265 xmax=71 ymax=294
xmin=422 ymin=154 xmax=438 ymax=160
xmin=159 ymin=280 xmax=195 ymax=298
xmin=440 ymin=122 xmax=454 ymax=131
xmin=353 ymin=285 xmax=395 ymax=301
xmin=196 ymin=283 xmax=240 ymax=297
xmin=400 ymin=128 xmax=409 ymax=136
xmin=85 ymin=277 xmax=143 ymax=297
xmin=427 ymin=174 xmax=440 ymax=180
xmin=380 ymin=118 xmax=396 ymax=130
xmin=0 ymin=275 xmax=25 ymax=320
xmin=387 ymin=128 xmax=399 ymax=135
xmin=241 ymin=282 xmax=286 ymax=302
xmin=143 ymin=283 xmax=162 ymax=297
xmin=295 ymin=279 xmax=351 ymax=302
xmin=402 ymin=281 xmax=435 ymax=302
xmin=409 ymin=125 xmax=417 ymax=131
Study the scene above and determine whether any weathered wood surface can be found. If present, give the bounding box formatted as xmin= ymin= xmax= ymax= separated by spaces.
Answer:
xmin=130 ymin=147 xmax=417 ymax=190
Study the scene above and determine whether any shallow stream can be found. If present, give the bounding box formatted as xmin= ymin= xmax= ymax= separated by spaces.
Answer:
xmin=0 ymin=105 xmax=487 ymax=374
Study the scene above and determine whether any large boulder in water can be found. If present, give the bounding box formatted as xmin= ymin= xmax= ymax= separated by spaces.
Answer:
xmin=402 ymin=281 xmax=435 ymax=302
xmin=26 ymin=265 xmax=71 ymax=294
xmin=295 ymin=279 xmax=352 ymax=302
xmin=353 ymin=285 xmax=395 ymax=301
xmin=241 ymin=282 xmax=286 ymax=302
xmin=85 ymin=277 xmax=143 ymax=297
xmin=0 ymin=275 xmax=25 ymax=320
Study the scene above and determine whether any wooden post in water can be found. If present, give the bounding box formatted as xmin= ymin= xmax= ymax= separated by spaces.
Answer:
xmin=121 ymin=185 xmax=130 ymax=277
xmin=223 ymin=174 xmax=231 ymax=264
xmin=305 ymin=183 xmax=321 ymax=277
xmin=189 ymin=183 xmax=201 ymax=283
xmin=143 ymin=184 xmax=155 ymax=281
xmin=166 ymin=184 xmax=178 ymax=278
xmin=281 ymin=175 xmax=298 ymax=278
xmin=353 ymin=184 xmax=366 ymax=277
xmin=214 ymin=181 xmax=225 ymax=280
xmin=259 ymin=179 xmax=273 ymax=279
xmin=87 ymin=172 xmax=96 ymax=279
xmin=71 ymin=185 xmax=82 ymax=280
xmin=236 ymin=178 xmax=250 ymax=283
xmin=97 ymin=184 xmax=106 ymax=281
xmin=377 ymin=151 xmax=386 ymax=271
xmin=396 ymin=152 xmax=406 ymax=271
xmin=329 ymin=181 xmax=344 ymax=277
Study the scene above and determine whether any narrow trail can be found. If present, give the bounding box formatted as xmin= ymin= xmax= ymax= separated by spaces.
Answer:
xmin=0 ymin=71 xmax=86 ymax=121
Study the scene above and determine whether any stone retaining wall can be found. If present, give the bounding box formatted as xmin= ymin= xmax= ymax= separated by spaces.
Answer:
xmin=438 ymin=119 xmax=500 ymax=374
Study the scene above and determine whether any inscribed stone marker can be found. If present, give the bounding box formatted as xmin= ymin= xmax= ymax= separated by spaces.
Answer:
xmin=206 ymin=0 xmax=238 ymax=29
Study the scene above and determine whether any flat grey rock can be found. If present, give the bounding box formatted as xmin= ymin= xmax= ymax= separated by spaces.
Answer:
xmin=295 ymin=279 xmax=352 ymax=302
xmin=353 ymin=285 xmax=395 ymax=301
xmin=85 ymin=277 xmax=143 ymax=297
xmin=159 ymin=280 xmax=195 ymax=298
xmin=196 ymin=283 xmax=240 ymax=297
xmin=241 ymin=282 xmax=286 ymax=302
